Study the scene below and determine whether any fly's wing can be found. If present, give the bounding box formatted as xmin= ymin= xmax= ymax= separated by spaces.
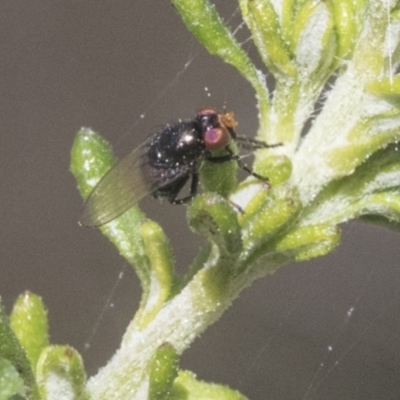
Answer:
xmin=80 ymin=142 xmax=152 ymax=227
xmin=80 ymin=138 xmax=194 ymax=227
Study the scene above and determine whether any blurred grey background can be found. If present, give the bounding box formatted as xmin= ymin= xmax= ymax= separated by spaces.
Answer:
xmin=1 ymin=2 xmax=400 ymax=399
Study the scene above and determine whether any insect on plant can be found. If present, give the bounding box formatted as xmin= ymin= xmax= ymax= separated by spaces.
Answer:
xmin=80 ymin=108 xmax=281 ymax=227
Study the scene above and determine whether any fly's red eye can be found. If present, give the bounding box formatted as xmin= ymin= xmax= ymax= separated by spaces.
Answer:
xmin=204 ymin=127 xmax=230 ymax=150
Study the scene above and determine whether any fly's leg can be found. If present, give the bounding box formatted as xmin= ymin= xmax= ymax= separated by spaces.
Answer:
xmin=206 ymin=147 xmax=271 ymax=186
xmin=236 ymin=158 xmax=270 ymax=187
xmin=234 ymin=136 xmax=282 ymax=151
xmin=169 ymin=173 xmax=199 ymax=205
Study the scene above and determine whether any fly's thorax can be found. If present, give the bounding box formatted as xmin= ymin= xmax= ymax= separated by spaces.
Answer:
xmin=147 ymin=121 xmax=206 ymax=169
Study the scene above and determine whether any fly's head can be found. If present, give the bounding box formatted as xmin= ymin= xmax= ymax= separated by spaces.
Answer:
xmin=196 ymin=108 xmax=237 ymax=152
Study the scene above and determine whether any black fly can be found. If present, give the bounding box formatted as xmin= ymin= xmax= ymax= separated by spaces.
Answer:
xmin=80 ymin=108 xmax=280 ymax=227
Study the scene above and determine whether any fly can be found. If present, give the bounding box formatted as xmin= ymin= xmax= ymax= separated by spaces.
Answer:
xmin=80 ymin=108 xmax=280 ymax=227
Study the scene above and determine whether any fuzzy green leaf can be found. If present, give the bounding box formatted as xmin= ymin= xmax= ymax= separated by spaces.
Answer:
xmin=200 ymin=146 xmax=238 ymax=198
xmin=36 ymin=345 xmax=87 ymax=400
xmin=274 ymin=224 xmax=341 ymax=261
xmin=70 ymin=128 xmax=151 ymax=291
xmin=328 ymin=0 xmax=365 ymax=60
xmin=187 ymin=194 xmax=243 ymax=296
xmin=254 ymin=154 xmax=293 ymax=186
xmin=239 ymin=184 xmax=301 ymax=251
xmin=367 ymin=76 xmax=400 ymax=106
xmin=137 ymin=221 xmax=179 ymax=329
xmin=292 ymin=1 xmax=336 ymax=79
xmin=172 ymin=370 xmax=249 ymax=400
xmin=148 ymin=343 xmax=179 ymax=400
xmin=10 ymin=292 xmax=49 ymax=370
xmin=70 ymin=128 xmax=116 ymax=200
xmin=188 ymin=193 xmax=242 ymax=259
xmin=0 ymin=298 xmax=40 ymax=400
xmin=240 ymin=0 xmax=296 ymax=77
xmin=0 ymin=358 xmax=26 ymax=400
xmin=301 ymin=143 xmax=400 ymax=228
